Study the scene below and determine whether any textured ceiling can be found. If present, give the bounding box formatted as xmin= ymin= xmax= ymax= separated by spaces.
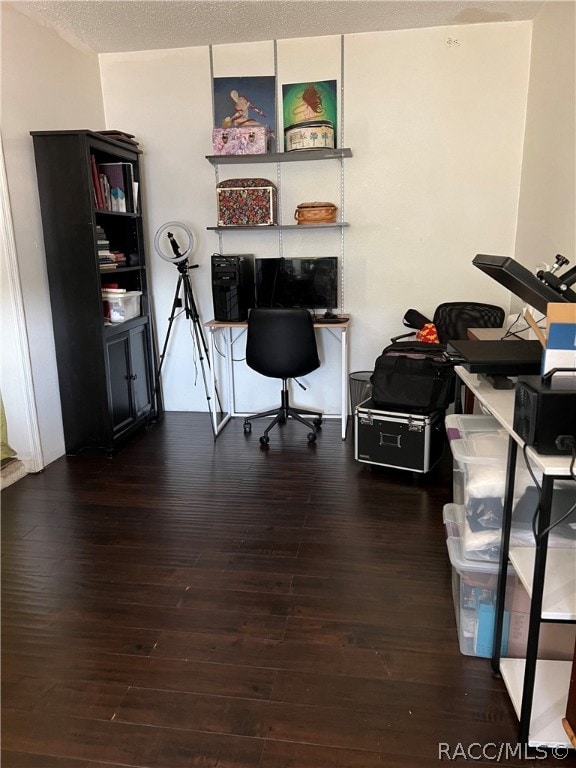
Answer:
xmin=14 ymin=0 xmax=544 ymax=54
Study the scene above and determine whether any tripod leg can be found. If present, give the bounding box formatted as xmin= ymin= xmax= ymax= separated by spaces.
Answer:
xmin=182 ymin=275 xmax=211 ymax=363
xmin=181 ymin=271 xmax=225 ymax=420
xmin=157 ymin=274 xmax=184 ymax=378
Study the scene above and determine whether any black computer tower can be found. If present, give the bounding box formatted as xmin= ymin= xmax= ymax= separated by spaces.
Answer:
xmin=211 ymin=254 xmax=255 ymax=322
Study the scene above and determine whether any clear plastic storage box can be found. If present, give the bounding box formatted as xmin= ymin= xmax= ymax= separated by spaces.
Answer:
xmin=444 ymin=413 xmax=502 ymax=443
xmin=445 ymin=415 xmax=504 ymax=506
xmin=445 ymin=504 xmax=576 ymax=659
xmin=450 ymin=433 xmax=535 ymax=562
xmin=445 ymin=424 xmax=506 ymax=504
xmin=446 ymin=528 xmax=513 ymax=657
xmin=450 ymin=433 xmax=576 ymax=563
xmin=102 ymin=290 xmax=142 ymax=324
xmin=443 ymin=502 xmax=464 ymax=539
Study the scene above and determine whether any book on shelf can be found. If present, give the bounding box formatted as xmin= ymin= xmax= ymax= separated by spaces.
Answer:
xmin=98 ymin=251 xmax=125 ymax=264
xmin=98 ymin=173 xmax=111 ymax=210
xmin=132 ymin=181 xmax=139 ymax=213
xmin=90 ymin=155 xmax=105 ymax=209
xmin=98 ymin=162 xmax=135 ymax=213
xmin=111 ymin=251 xmax=126 ymax=265
xmin=98 ymin=163 xmax=125 ymax=212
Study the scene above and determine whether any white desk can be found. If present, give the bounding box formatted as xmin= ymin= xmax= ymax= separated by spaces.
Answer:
xmin=455 ymin=367 xmax=575 ymax=749
xmin=204 ymin=316 xmax=350 ymax=439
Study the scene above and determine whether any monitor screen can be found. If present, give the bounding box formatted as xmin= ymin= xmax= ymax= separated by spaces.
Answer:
xmin=473 ymin=254 xmax=576 ymax=315
xmin=255 ymin=257 xmax=338 ymax=310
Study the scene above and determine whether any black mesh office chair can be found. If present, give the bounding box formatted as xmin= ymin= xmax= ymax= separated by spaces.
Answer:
xmin=392 ymin=301 xmax=506 ymax=347
xmin=243 ymin=308 xmax=323 ymax=445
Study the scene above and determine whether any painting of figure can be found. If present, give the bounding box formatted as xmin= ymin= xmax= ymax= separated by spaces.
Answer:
xmin=282 ymin=80 xmax=337 ymax=133
xmin=213 ymin=76 xmax=276 ymax=146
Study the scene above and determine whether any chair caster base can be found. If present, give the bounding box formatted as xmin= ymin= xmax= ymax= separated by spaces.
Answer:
xmin=307 ymin=432 xmax=317 ymax=443
xmin=259 ymin=435 xmax=270 ymax=446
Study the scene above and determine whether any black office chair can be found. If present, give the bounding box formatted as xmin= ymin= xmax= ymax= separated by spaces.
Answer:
xmin=243 ymin=308 xmax=323 ymax=445
xmin=392 ymin=301 xmax=506 ymax=346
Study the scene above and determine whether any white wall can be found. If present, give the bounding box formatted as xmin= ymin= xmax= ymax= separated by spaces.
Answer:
xmin=3 ymin=7 xmax=574 ymax=461
xmin=514 ymin=2 xmax=575 ymax=275
xmin=100 ymin=22 xmax=531 ymax=414
xmin=1 ymin=2 xmax=105 ymax=465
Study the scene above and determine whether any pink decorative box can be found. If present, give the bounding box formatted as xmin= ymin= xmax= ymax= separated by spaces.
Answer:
xmin=212 ymin=126 xmax=270 ymax=156
xmin=216 ymin=178 xmax=278 ymax=226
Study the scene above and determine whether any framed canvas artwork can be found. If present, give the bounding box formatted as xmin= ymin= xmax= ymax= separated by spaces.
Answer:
xmin=213 ymin=76 xmax=276 ymax=147
xmin=282 ymin=80 xmax=337 ymax=131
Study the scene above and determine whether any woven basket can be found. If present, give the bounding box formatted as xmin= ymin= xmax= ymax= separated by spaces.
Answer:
xmin=294 ymin=201 xmax=337 ymax=224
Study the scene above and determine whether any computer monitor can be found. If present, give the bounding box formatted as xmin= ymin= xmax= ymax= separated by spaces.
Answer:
xmin=255 ymin=256 xmax=338 ymax=311
xmin=473 ymin=254 xmax=576 ymax=315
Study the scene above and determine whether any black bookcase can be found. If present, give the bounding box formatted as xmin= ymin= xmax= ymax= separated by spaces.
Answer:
xmin=31 ymin=130 xmax=160 ymax=455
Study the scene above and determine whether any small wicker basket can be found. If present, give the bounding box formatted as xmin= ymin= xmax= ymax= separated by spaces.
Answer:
xmin=294 ymin=201 xmax=337 ymax=224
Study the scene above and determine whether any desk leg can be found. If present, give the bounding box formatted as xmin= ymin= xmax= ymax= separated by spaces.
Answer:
xmin=341 ymin=326 xmax=348 ymax=440
xmin=207 ymin=327 xmax=232 ymax=437
xmin=225 ymin=327 xmax=235 ymax=416
xmin=207 ymin=327 xmax=218 ymax=434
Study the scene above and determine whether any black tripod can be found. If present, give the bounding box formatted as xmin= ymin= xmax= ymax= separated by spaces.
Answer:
xmin=156 ymin=233 xmax=222 ymax=426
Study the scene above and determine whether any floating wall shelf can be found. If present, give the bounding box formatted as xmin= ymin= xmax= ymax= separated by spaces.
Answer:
xmin=206 ymin=148 xmax=353 ymax=165
xmin=207 ymin=223 xmax=350 ymax=232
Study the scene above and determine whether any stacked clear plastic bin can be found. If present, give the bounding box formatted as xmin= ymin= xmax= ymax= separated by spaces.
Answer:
xmin=444 ymin=414 xmax=576 ymax=658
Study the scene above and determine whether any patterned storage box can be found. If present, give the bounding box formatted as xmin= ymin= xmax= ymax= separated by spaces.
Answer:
xmin=212 ymin=126 xmax=270 ymax=156
xmin=216 ymin=178 xmax=278 ymax=226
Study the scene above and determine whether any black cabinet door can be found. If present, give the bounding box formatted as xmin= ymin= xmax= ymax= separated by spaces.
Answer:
xmin=129 ymin=324 xmax=153 ymax=421
xmin=106 ymin=331 xmax=133 ymax=435
xmin=106 ymin=322 xmax=153 ymax=439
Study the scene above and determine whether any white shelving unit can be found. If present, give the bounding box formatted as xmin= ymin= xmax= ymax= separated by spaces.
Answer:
xmin=500 ymin=659 xmax=572 ymax=748
xmin=509 ymin=547 xmax=576 ymax=621
xmin=207 ymin=39 xmax=350 ymax=312
xmin=455 ymin=368 xmax=575 ymax=749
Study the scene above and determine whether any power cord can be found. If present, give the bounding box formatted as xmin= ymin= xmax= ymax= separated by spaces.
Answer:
xmin=524 ymin=437 xmax=576 ymax=543
xmin=501 ymin=310 xmax=546 ymax=341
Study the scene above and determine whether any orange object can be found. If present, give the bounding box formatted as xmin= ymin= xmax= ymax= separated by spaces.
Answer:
xmin=416 ymin=323 xmax=439 ymax=344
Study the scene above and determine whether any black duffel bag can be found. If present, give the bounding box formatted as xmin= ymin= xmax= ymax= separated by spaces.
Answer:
xmin=370 ymin=342 xmax=455 ymax=414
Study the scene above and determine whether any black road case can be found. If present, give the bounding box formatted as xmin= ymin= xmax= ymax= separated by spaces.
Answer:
xmin=355 ymin=398 xmax=445 ymax=473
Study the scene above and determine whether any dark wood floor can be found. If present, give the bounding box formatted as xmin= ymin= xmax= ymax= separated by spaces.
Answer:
xmin=1 ymin=413 xmax=545 ymax=767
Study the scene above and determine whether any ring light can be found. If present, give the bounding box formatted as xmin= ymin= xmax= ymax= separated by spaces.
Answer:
xmin=154 ymin=221 xmax=195 ymax=264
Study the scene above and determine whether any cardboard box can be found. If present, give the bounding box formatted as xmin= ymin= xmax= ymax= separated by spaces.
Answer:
xmin=507 ymin=576 xmax=576 ymax=659
xmin=526 ymin=304 xmax=576 ymax=382
xmin=543 ymin=303 xmax=576 ymax=383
